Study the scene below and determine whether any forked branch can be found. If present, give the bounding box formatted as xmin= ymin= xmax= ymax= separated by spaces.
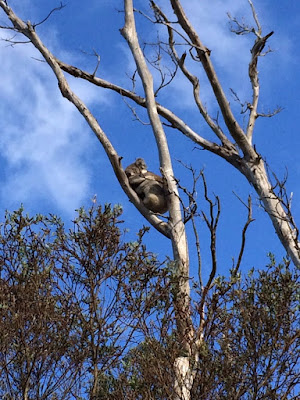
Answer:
xmin=170 ymin=0 xmax=257 ymax=160
xmin=0 ymin=0 xmax=170 ymax=238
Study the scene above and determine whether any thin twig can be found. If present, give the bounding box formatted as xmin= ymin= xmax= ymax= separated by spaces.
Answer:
xmin=33 ymin=2 xmax=66 ymax=28
xmin=232 ymin=195 xmax=255 ymax=275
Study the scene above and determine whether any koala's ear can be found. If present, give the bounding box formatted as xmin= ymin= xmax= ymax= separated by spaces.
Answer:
xmin=135 ymin=158 xmax=147 ymax=169
xmin=125 ymin=158 xmax=146 ymax=176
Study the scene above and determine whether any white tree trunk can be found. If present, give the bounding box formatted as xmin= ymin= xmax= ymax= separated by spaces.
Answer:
xmin=241 ymin=159 xmax=300 ymax=267
xmin=121 ymin=1 xmax=194 ymax=398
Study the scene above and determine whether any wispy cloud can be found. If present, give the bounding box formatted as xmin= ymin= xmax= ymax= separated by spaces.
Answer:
xmin=0 ymin=31 xmax=108 ymax=215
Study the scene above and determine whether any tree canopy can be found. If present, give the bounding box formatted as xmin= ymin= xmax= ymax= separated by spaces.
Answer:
xmin=0 ymin=206 xmax=299 ymax=399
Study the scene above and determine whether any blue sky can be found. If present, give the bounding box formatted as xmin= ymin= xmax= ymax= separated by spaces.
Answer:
xmin=0 ymin=0 xmax=299 ymax=278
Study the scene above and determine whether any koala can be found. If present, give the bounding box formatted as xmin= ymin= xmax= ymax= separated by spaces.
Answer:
xmin=125 ymin=158 xmax=168 ymax=214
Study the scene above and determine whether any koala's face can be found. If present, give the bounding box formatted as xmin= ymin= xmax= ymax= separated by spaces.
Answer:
xmin=135 ymin=158 xmax=147 ymax=172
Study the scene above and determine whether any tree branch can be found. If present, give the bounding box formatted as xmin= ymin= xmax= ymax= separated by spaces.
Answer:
xmin=0 ymin=0 xmax=170 ymax=238
xmin=232 ymin=194 xmax=254 ymax=274
xmin=150 ymin=1 xmax=235 ymax=152
xmin=56 ymin=57 xmax=239 ymax=162
xmin=247 ymin=31 xmax=274 ymax=143
xmin=170 ymin=0 xmax=257 ymax=160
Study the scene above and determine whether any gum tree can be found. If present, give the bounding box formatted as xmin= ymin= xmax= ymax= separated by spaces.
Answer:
xmin=0 ymin=1 xmax=299 ymax=399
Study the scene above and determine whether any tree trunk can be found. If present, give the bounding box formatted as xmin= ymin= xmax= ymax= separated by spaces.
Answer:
xmin=240 ymin=158 xmax=300 ymax=267
xmin=121 ymin=1 xmax=195 ymax=397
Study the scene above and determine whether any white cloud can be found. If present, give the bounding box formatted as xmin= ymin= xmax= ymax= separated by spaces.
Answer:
xmin=0 ymin=32 xmax=107 ymax=215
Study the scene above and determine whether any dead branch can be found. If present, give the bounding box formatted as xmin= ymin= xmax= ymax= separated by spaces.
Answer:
xmin=232 ymin=194 xmax=255 ymax=275
xmin=170 ymin=0 xmax=257 ymax=160
xmin=55 ymin=57 xmax=240 ymax=164
xmin=139 ymin=26 xmax=180 ymax=97
xmin=247 ymin=30 xmax=274 ymax=143
xmin=33 ymin=2 xmax=66 ymax=28
xmin=0 ymin=0 xmax=170 ymax=238
xmin=1 ymin=0 xmax=298 ymax=265
xmin=173 ymin=163 xmax=199 ymax=224
xmin=122 ymin=98 xmax=151 ymax=125
xmin=197 ymin=172 xmax=220 ymax=340
xmin=201 ymin=172 xmax=220 ymax=279
xmin=150 ymin=1 xmax=235 ymax=151
xmin=228 ymin=1 xmax=274 ymax=144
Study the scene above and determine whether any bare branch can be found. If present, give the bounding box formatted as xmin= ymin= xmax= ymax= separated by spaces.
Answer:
xmin=1 ymin=34 xmax=30 ymax=45
xmin=201 ymin=172 xmax=220 ymax=276
xmin=197 ymin=172 xmax=220 ymax=338
xmin=33 ymin=2 xmax=66 ymax=28
xmin=232 ymin=195 xmax=255 ymax=275
xmin=248 ymin=0 xmax=262 ymax=35
xmin=56 ymin=57 xmax=240 ymax=164
xmin=240 ymin=156 xmax=300 ymax=266
xmin=92 ymin=51 xmax=101 ymax=77
xmin=193 ymin=213 xmax=202 ymax=288
xmin=170 ymin=0 xmax=257 ymax=160
xmin=173 ymin=162 xmax=203 ymax=289
xmin=247 ymin=30 xmax=274 ymax=143
xmin=227 ymin=1 xmax=273 ymax=144
xmin=173 ymin=162 xmax=199 ymax=224
xmin=227 ymin=13 xmax=253 ymax=35
xmin=142 ymin=37 xmax=178 ymax=96
xmin=266 ymin=167 xmax=299 ymax=244
xmin=1 ymin=0 xmax=298 ymax=265
xmin=121 ymin=0 xmax=174 ymax=171
xmin=150 ymin=2 xmax=235 ymax=151
xmin=122 ymin=97 xmax=151 ymax=125
xmin=256 ymin=107 xmax=282 ymax=118
xmin=0 ymin=1 xmax=170 ymax=238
